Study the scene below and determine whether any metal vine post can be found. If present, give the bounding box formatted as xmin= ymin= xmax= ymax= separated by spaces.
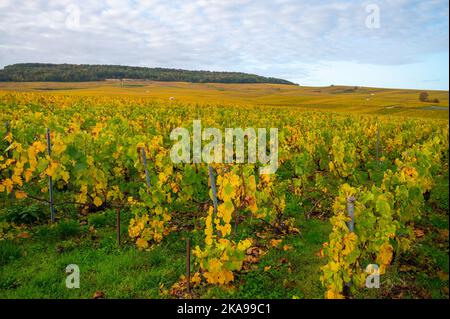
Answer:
xmin=141 ymin=148 xmax=151 ymax=190
xmin=208 ymin=165 xmax=220 ymax=238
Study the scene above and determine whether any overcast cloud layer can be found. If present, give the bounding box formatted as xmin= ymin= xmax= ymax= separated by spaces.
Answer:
xmin=0 ymin=0 xmax=448 ymax=89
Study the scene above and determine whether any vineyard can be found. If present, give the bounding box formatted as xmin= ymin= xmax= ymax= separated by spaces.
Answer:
xmin=0 ymin=87 xmax=448 ymax=299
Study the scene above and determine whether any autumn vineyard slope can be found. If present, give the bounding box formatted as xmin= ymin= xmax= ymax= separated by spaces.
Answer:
xmin=0 ymin=89 xmax=448 ymax=299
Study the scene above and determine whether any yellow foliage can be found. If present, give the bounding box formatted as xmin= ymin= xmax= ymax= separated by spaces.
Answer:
xmin=15 ymin=190 xmax=27 ymax=199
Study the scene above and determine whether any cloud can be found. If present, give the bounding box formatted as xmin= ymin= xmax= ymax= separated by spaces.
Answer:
xmin=0 ymin=0 xmax=448 ymax=88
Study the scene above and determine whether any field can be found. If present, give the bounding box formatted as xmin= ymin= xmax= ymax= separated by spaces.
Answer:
xmin=0 ymin=81 xmax=448 ymax=119
xmin=0 ymin=82 xmax=448 ymax=299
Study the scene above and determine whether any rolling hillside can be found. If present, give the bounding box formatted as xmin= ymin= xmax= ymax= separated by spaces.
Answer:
xmin=0 ymin=81 xmax=447 ymax=119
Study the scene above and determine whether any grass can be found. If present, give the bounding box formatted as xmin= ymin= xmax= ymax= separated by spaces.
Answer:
xmin=199 ymin=217 xmax=331 ymax=299
xmin=0 ymin=240 xmax=22 ymax=266
xmin=55 ymin=220 xmax=82 ymax=240
xmin=1 ymin=203 xmax=447 ymax=299
xmin=0 ymin=218 xmax=184 ymax=298
xmin=0 ymin=208 xmax=331 ymax=299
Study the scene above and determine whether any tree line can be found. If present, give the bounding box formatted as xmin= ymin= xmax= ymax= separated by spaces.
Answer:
xmin=0 ymin=63 xmax=295 ymax=85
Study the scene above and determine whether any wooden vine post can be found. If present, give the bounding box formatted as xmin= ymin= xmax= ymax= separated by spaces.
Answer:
xmin=4 ymin=122 xmax=13 ymax=201
xmin=186 ymin=238 xmax=191 ymax=293
xmin=344 ymin=195 xmax=356 ymax=297
xmin=46 ymin=128 xmax=56 ymax=223
xmin=376 ymin=126 xmax=381 ymax=165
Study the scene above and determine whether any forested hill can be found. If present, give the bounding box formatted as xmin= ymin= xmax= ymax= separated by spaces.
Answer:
xmin=0 ymin=63 xmax=295 ymax=84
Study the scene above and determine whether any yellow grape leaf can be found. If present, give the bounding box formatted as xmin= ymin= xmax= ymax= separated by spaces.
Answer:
xmin=222 ymin=182 xmax=235 ymax=201
xmin=329 ymin=261 xmax=339 ymax=272
xmin=326 ymin=289 xmax=344 ymax=299
xmin=33 ymin=141 xmax=46 ymax=153
xmin=52 ymin=143 xmax=66 ymax=155
xmin=45 ymin=162 xmax=58 ymax=177
xmin=158 ymin=172 xmax=168 ymax=184
xmin=93 ymin=196 xmax=103 ymax=207
xmin=270 ymin=239 xmax=282 ymax=248
xmin=24 ymin=169 xmax=33 ymax=182
xmin=221 ymin=200 xmax=234 ymax=223
xmin=328 ymin=161 xmax=335 ymax=172
xmin=237 ymin=238 xmax=252 ymax=251
xmin=247 ymin=175 xmax=256 ymax=191
xmin=2 ymin=179 xmax=13 ymax=193
xmin=12 ymin=174 xmax=23 ymax=186
xmin=4 ymin=132 xmax=12 ymax=143
xmin=377 ymin=243 xmax=393 ymax=273
xmin=60 ymin=171 xmax=70 ymax=183
xmin=15 ymin=190 xmax=27 ymax=199
xmin=229 ymin=174 xmax=240 ymax=188
xmin=191 ymin=272 xmax=201 ymax=286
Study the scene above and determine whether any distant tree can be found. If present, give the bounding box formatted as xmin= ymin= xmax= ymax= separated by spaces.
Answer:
xmin=419 ymin=91 xmax=429 ymax=102
xmin=0 ymin=63 xmax=296 ymax=84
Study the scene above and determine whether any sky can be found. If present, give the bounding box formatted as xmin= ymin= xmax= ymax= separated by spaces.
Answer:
xmin=0 ymin=0 xmax=448 ymax=90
